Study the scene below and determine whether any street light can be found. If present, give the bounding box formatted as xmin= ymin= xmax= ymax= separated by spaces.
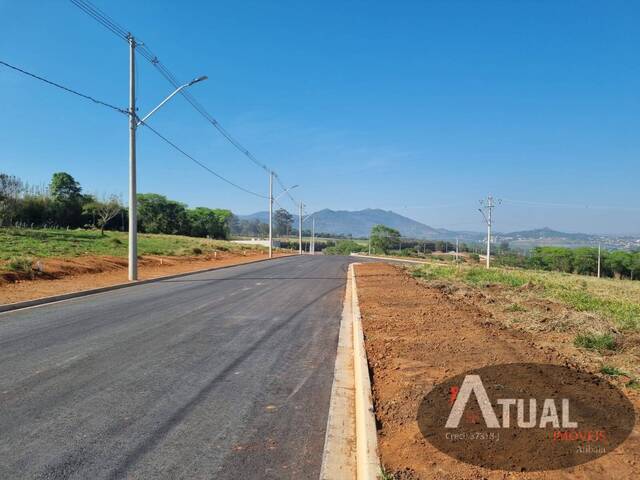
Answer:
xmin=137 ymin=76 xmax=208 ymax=126
xmin=268 ymin=179 xmax=299 ymax=259
xmin=128 ymin=35 xmax=207 ymax=281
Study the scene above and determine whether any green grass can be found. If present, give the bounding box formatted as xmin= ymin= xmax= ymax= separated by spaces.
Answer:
xmin=574 ymin=332 xmax=617 ymax=352
xmin=412 ymin=262 xmax=640 ymax=331
xmin=551 ymin=288 xmax=640 ymax=331
xmin=6 ymin=256 xmax=33 ymax=273
xmin=0 ymin=227 xmax=266 ymax=265
xmin=412 ymin=263 xmax=527 ymax=287
xmin=505 ymin=303 xmax=527 ymax=312
xmin=626 ymin=379 xmax=640 ymax=390
xmin=600 ymin=365 xmax=626 ymax=376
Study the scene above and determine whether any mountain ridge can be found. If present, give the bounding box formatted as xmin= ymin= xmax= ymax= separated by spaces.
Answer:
xmin=237 ymin=209 xmax=620 ymax=242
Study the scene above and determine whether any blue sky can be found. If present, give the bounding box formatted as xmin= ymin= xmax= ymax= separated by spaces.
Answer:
xmin=1 ymin=0 xmax=638 ymax=234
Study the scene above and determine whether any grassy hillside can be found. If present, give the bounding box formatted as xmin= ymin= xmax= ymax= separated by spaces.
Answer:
xmin=413 ymin=262 xmax=640 ymax=330
xmin=411 ymin=261 xmax=640 ymax=382
xmin=0 ymin=228 xmax=264 ymax=263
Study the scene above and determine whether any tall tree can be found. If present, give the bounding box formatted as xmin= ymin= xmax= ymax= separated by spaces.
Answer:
xmin=370 ymin=224 xmax=401 ymax=254
xmin=274 ymin=208 xmax=294 ymax=236
xmin=49 ymin=172 xmax=81 ymax=202
xmin=137 ymin=193 xmax=189 ymax=235
xmin=49 ymin=172 xmax=84 ymax=227
xmin=0 ymin=173 xmax=23 ymax=226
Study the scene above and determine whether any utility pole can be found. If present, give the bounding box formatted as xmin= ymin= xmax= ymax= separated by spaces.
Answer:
xmin=455 ymin=238 xmax=459 ymax=262
xmin=268 ymin=171 xmax=273 ymax=259
xmin=479 ymin=195 xmax=499 ymax=269
xmin=298 ymin=201 xmax=303 ymax=255
xmin=597 ymin=243 xmax=601 ymax=278
xmin=128 ymin=35 xmax=137 ymax=281
xmin=311 ymin=217 xmax=315 ymax=255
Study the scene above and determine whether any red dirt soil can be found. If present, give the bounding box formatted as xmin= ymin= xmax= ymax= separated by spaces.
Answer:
xmin=355 ymin=263 xmax=640 ymax=480
xmin=0 ymin=251 xmax=290 ymax=305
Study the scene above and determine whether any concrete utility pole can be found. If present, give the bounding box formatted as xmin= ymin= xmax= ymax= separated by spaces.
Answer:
xmin=128 ymin=35 xmax=137 ymax=281
xmin=125 ymin=35 xmax=207 ymax=281
xmin=479 ymin=195 xmax=499 ymax=269
xmin=455 ymin=238 xmax=459 ymax=262
xmin=597 ymin=243 xmax=602 ymax=278
xmin=298 ymin=201 xmax=303 ymax=255
xmin=311 ymin=217 xmax=315 ymax=255
xmin=268 ymin=171 xmax=273 ymax=259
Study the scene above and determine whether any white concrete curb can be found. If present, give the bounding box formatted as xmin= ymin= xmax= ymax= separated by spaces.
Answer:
xmin=319 ymin=266 xmax=357 ymax=479
xmin=320 ymin=262 xmax=381 ymax=479
xmin=351 ymin=263 xmax=381 ymax=479
xmin=350 ymin=253 xmax=429 ymax=264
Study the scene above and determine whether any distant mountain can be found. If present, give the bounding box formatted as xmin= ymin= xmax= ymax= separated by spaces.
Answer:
xmin=238 ymin=211 xmax=270 ymax=224
xmin=239 ymin=208 xmax=451 ymax=239
xmin=501 ymin=227 xmax=593 ymax=241
xmin=236 ymin=211 xmax=638 ymax=250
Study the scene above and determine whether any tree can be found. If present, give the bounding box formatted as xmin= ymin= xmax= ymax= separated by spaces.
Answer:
xmin=370 ymin=224 xmax=401 ymax=254
xmin=528 ymin=247 xmax=573 ymax=273
xmin=605 ymin=251 xmax=631 ymax=279
xmin=49 ymin=172 xmax=81 ymax=202
xmin=137 ymin=193 xmax=189 ymax=235
xmin=0 ymin=173 xmax=23 ymax=226
xmin=572 ymin=247 xmax=598 ymax=276
xmin=95 ymin=195 xmax=122 ymax=236
xmin=188 ymin=207 xmax=232 ymax=239
xmin=629 ymin=252 xmax=640 ymax=281
xmin=274 ymin=208 xmax=294 ymax=236
xmin=49 ymin=172 xmax=84 ymax=227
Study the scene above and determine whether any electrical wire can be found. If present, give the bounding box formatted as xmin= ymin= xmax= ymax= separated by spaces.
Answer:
xmin=69 ymin=0 xmax=300 ymax=205
xmin=69 ymin=0 xmax=128 ymax=40
xmin=0 ymin=59 xmax=128 ymax=115
xmin=137 ymin=119 xmax=267 ymax=199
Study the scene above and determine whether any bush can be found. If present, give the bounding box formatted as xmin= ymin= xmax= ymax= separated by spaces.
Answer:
xmin=600 ymin=365 xmax=625 ymax=376
xmin=6 ymin=256 xmax=33 ymax=273
xmin=574 ymin=332 xmax=617 ymax=352
xmin=192 ymin=247 xmax=203 ymax=255
xmin=324 ymin=240 xmax=367 ymax=255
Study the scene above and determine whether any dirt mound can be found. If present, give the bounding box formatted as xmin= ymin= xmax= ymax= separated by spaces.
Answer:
xmin=355 ymin=263 xmax=640 ymax=479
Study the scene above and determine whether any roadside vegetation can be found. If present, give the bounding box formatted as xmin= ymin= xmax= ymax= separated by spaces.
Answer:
xmin=412 ymin=262 xmax=640 ymax=331
xmin=0 ymin=228 xmax=261 ymax=263
xmin=411 ymin=260 xmax=640 ymax=383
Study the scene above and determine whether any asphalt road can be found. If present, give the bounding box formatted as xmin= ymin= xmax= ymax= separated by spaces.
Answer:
xmin=0 ymin=255 xmax=356 ymax=480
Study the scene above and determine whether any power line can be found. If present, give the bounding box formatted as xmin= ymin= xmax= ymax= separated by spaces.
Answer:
xmin=137 ymin=119 xmax=268 ymax=199
xmin=69 ymin=0 xmax=298 ymax=200
xmin=0 ymin=59 xmax=128 ymax=115
xmin=68 ymin=0 xmax=128 ymax=40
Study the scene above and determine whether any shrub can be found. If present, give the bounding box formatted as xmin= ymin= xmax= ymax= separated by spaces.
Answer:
xmin=192 ymin=247 xmax=203 ymax=255
xmin=6 ymin=256 xmax=33 ymax=273
xmin=574 ymin=333 xmax=617 ymax=352
xmin=600 ymin=365 xmax=625 ymax=376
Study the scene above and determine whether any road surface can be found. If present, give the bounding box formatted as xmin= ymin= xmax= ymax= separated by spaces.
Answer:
xmin=0 ymin=255 xmax=355 ymax=479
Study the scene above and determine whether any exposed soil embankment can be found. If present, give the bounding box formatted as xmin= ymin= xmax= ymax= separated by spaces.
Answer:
xmin=0 ymin=251 xmax=289 ymax=305
xmin=355 ymin=262 xmax=639 ymax=480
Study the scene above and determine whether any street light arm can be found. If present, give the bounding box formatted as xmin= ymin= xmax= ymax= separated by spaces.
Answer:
xmin=478 ymin=208 xmax=489 ymax=225
xmin=274 ymin=184 xmax=299 ymax=202
xmin=137 ymin=75 xmax=207 ymax=126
